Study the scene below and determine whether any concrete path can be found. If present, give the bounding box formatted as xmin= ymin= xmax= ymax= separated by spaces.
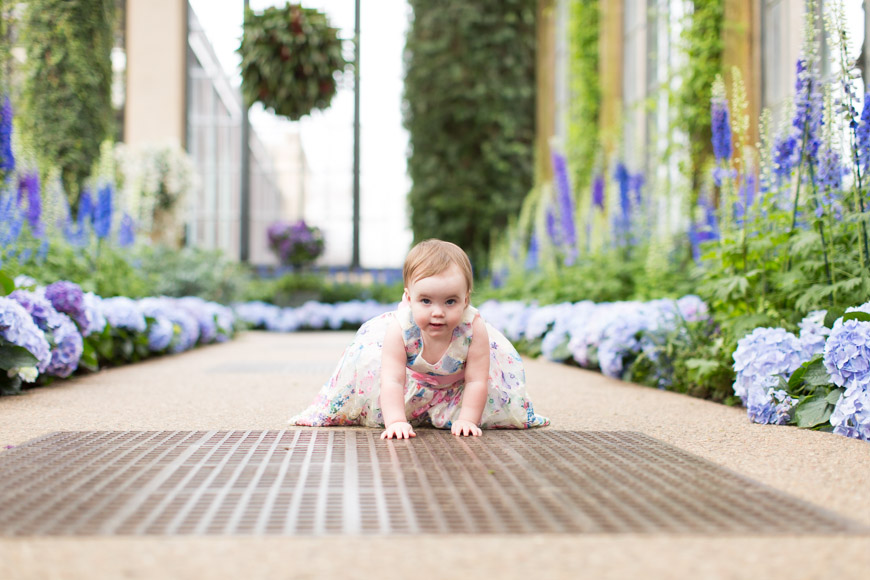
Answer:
xmin=1 ymin=330 xmax=868 ymax=580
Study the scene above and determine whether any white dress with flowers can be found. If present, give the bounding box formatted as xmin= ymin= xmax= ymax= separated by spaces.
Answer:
xmin=290 ymin=304 xmax=549 ymax=429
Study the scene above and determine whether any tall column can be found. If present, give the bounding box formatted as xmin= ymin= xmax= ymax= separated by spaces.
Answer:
xmin=598 ymin=0 xmax=623 ymax=155
xmin=723 ymin=0 xmax=760 ymax=156
xmin=124 ymin=0 xmax=187 ymax=147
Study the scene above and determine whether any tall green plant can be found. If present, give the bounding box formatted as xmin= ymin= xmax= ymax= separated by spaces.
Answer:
xmin=403 ymin=0 xmax=536 ymax=270
xmin=19 ymin=0 xmax=115 ymax=204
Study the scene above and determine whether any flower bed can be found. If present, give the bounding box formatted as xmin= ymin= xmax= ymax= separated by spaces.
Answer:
xmin=4 ymin=278 xmax=867 ymax=444
xmin=1 ymin=275 xmax=236 ymax=395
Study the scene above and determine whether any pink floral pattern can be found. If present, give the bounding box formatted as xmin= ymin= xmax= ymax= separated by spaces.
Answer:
xmin=290 ymin=304 xmax=549 ymax=429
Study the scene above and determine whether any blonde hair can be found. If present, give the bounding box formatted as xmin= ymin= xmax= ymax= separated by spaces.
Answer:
xmin=403 ymin=239 xmax=474 ymax=295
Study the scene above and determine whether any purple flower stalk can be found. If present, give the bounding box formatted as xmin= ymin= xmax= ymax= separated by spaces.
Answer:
xmin=772 ymin=134 xmax=798 ymax=180
xmin=525 ymin=232 xmax=539 ymax=270
xmin=591 ymin=174 xmax=605 ymax=210
xmin=17 ymin=171 xmax=42 ymax=235
xmin=551 ymin=151 xmax=577 ymax=264
xmin=816 ymin=147 xmax=843 ymax=191
xmin=118 ymin=213 xmax=135 ymax=247
xmin=711 ymin=95 xmax=733 ymax=162
xmin=792 ymin=59 xmax=822 ymax=162
xmin=93 ymin=183 xmax=113 ymax=239
xmin=857 ymin=93 xmax=870 ymax=172
xmin=0 ymin=95 xmax=14 ymax=173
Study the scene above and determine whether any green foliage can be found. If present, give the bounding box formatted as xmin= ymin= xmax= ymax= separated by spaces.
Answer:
xmin=132 ymin=246 xmax=251 ymax=303
xmin=19 ymin=0 xmax=115 ymax=201
xmin=677 ymin=0 xmax=724 ymax=195
xmin=566 ymin=0 xmax=600 ymax=196
xmin=244 ymin=272 xmax=402 ymax=306
xmin=782 ymin=355 xmax=842 ymax=430
xmin=239 ymin=3 xmax=347 ymax=120
xmin=479 ymin=240 xmax=695 ymax=305
xmin=403 ymin=0 xmax=537 ymax=270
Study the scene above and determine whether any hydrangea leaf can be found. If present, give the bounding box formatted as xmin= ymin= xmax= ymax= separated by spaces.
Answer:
xmin=794 ymin=395 xmax=833 ymax=428
xmin=825 ymin=387 xmax=845 ymax=405
xmin=842 ymin=311 xmax=870 ymax=323
xmin=801 ymin=356 xmax=833 ymax=387
xmin=0 ymin=272 xmax=13 ymax=296
xmin=824 ymin=307 xmax=846 ymax=327
xmin=0 ymin=343 xmax=39 ymax=371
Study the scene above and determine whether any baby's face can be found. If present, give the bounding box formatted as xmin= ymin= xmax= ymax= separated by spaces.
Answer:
xmin=404 ymin=264 xmax=469 ymax=338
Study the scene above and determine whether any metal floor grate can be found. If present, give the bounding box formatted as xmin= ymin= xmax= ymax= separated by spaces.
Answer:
xmin=0 ymin=429 xmax=863 ymax=536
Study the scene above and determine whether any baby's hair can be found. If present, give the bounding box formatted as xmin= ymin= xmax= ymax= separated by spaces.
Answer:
xmin=403 ymin=239 xmax=474 ymax=295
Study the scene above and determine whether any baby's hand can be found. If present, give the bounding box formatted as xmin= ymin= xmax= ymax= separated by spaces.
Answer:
xmin=451 ymin=420 xmax=482 ymax=437
xmin=381 ymin=421 xmax=416 ymax=439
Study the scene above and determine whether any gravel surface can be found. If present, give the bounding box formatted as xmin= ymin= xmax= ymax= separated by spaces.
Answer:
xmin=1 ymin=330 xmax=868 ymax=579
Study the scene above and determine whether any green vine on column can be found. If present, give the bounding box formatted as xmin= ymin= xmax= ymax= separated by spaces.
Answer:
xmin=566 ymin=0 xmax=601 ymax=198
xmin=677 ymin=0 xmax=724 ymax=203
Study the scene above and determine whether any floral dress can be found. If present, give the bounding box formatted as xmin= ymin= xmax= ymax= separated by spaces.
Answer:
xmin=290 ymin=304 xmax=549 ymax=429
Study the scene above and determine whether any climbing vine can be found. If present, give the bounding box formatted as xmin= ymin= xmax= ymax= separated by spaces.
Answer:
xmin=677 ymin=0 xmax=724 ymax=198
xmin=566 ymin=0 xmax=600 ymax=199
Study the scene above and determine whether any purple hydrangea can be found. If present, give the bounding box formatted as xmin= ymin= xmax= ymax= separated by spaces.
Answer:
xmin=266 ymin=220 xmax=325 ymax=268
xmin=43 ymin=281 xmax=88 ymax=331
xmin=8 ymin=290 xmax=83 ymax=378
xmin=732 ymin=327 xmax=804 ymax=403
xmin=0 ymin=296 xmax=51 ymax=378
xmin=146 ymin=316 xmax=174 ymax=352
xmin=822 ymin=319 xmax=870 ymax=389
xmin=101 ymin=296 xmax=147 ymax=333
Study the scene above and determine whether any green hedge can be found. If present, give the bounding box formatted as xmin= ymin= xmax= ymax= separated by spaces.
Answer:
xmin=19 ymin=0 xmax=115 ymax=203
xmin=403 ymin=0 xmax=537 ymax=271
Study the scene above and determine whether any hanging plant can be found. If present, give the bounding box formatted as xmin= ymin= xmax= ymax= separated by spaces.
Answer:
xmin=238 ymin=3 xmax=348 ymax=121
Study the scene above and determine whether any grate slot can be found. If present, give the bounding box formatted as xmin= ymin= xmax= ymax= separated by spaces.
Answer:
xmin=0 ymin=429 xmax=864 ymax=536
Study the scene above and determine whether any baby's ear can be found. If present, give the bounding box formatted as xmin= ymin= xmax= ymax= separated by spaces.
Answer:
xmin=402 ymin=289 xmax=410 ymax=303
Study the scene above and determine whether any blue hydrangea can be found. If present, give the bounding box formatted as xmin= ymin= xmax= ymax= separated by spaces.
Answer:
xmin=676 ymin=295 xmax=710 ymax=322
xmin=830 ymin=385 xmax=870 ymax=441
xmin=82 ymin=292 xmax=107 ymax=337
xmin=732 ymin=327 xmax=804 ymax=403
xmin=597 ymin=309 xmax=649 ymax=378
xmin=798 ymin=309 xmax=829 ymax=360
xmin=233 ymin=301 xmax=282 ymax=329
xmin=0 ymin=296 xmax=51 ymax=378
xmin=147 ymin=316 xmax=174 ymax=352
xmin=101 ymin=296 xmax=147 ymax=333
xmin=176 ymin=296 xmax=220 ymax=343
xmin=138 ymin=298 xmax=200 ymax=353
xmin=295 ymin=300 xmax=333 ymax=330
xmin=823 ymin=319 xmax=870 ymax=389
xmin=746 ymin=387 xmax=797 ymax=425
xmin=540 ymin=302 xmax=585 ymax=361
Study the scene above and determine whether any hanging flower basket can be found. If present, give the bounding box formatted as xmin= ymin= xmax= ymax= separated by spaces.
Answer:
xmin=238 ymin=3 xmax=348 ymax=121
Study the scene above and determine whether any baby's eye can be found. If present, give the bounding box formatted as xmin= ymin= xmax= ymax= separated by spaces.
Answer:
xmin=421 ymin=298 xmax=431 ymax=305
xmin=446 ymin=299 xmax=457 ymax=305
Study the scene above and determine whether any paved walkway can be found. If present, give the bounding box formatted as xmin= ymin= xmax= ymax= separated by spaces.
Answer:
xmin=1 ymin=330 xmax=868 ymax=579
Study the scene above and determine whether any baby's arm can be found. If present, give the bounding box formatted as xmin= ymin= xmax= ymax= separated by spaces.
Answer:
xmin=453 ymin=316 xmax=490 ymax=437
xmin=380 ymin=317 xmax=415 ymax=439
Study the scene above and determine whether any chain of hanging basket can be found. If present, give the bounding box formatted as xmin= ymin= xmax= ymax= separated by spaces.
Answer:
xmin=238 ymin=3 xmax=348 ymax=121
